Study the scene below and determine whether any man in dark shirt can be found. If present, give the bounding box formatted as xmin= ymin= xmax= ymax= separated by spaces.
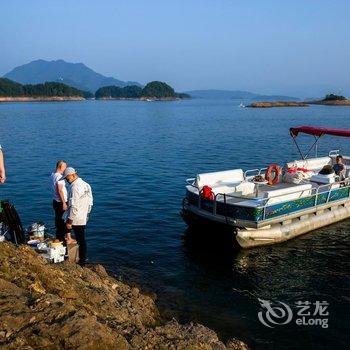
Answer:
xmin=333 ymin=155 xmax=346 ymax=180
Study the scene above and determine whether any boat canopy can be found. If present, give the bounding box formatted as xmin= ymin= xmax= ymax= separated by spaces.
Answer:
xmin=290 ymin=126 xmax=350 ymax=138
xmin=289 ymin=126 xmax=350 ymax=159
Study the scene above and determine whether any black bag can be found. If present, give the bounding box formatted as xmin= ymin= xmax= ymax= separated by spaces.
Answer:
xmin=0 ymin=201 xmax=25 ymax=244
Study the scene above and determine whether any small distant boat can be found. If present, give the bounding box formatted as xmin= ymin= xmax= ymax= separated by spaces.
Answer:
xmin=239 ymin=102 xmax=245 ymax=108
xmin=181 ymin=126 xmax=350 ymax=248
xmin=146 ymin=98 xmax=154 ymax=102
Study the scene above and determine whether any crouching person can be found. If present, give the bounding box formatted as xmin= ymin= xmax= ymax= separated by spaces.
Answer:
xmin=62 ymin=167 xmax=93 ymax=266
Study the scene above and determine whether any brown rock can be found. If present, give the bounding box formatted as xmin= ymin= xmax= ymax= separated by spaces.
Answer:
xmin=0 ymin=96 xmax=85 ymax=103
xmin=247 ymin=101 xmax=309 ymax=108
xmin=308 ymin=98 xmax=350 ymax=106
xmin=0 ymin=242 xmax=248 ymax=349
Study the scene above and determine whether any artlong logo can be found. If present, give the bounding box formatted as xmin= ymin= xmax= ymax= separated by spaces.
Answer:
xmin=257 ymin=299 xmax=329 ymax=329
xmin=258 ymin=299 xmax=293 ymax=328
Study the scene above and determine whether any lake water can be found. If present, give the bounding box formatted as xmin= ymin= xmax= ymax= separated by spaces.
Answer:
xmin=0 ymin=99 xmax=349 ymax=349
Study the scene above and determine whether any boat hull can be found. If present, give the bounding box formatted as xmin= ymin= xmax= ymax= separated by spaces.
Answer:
xmin=181 ymin=207 xmax=236 ymax=232
xmin=182 ymin=200 xmax=350 ymax=248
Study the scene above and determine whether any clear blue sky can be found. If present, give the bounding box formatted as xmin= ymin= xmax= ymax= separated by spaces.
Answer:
xmin=1 ymin=0 xmax=349 ymax=97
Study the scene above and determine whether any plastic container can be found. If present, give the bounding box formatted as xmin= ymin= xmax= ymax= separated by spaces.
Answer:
xmin=27 ymin=239 xmax=40 ymax=248
xmin=28 ymin=223 xmax=46 ymax=238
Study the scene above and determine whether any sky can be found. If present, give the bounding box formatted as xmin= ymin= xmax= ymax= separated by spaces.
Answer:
xmin=1 ymin=0 xmax=350 ymax=97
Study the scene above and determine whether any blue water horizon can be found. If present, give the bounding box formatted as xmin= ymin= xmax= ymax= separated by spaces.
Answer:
xmin=1 ymin=99 xmax=349 ymax=349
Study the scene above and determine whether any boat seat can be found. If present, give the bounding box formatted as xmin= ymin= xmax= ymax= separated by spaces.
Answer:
xmin=310 ymin=173 xmax=336 ymax=185
xmin=285 ymin=157 xmax=332 ymax=173
xmin=213 ymin=181 xmax=255 ymax=196
xmin=211 ymin=185 xmax=238 ymax=195
xmin=235 ymin=181 xmax=256 ymax=195
xmin=263 ymin=183 xmax=313 ymax=205
xmin=196 ymin=169 xmax=244 ymax=189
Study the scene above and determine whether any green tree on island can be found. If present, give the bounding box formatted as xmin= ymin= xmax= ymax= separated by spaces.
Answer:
xmin=323 ymin=93 xmax=346 ymax=101
xmin=95 ymin=85 xmax=143 ymax=99
xmin=142 ymin=81 xmax=176 ymax=98
xmin=0 ymin=78 xmax=25 ymax=96
xmin=0 ymin=78 xmax=92 ymax=98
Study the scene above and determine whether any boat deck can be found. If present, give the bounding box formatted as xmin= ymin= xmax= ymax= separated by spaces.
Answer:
xmin=187 ymin=153 xmax=350 ymax=207
xmin=220 ymin=181 xmax=320 ymax=203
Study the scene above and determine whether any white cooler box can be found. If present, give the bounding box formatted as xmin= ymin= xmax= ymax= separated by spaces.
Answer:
xmin=41 ymin=245 xmax=66 ymax=263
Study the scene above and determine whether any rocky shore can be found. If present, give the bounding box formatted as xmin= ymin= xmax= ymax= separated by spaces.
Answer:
xmin=308 ymin=99 xmax=350 ymax=106
xmin=247 ymin=98 xmax=350 ymax=108
xmin=247 ymin=101 xmax=308 ymax=108
xmin=0 ymin=243 xmax=248 ymax=350
xmin=0 ymin=96 xmax=85 ymax=102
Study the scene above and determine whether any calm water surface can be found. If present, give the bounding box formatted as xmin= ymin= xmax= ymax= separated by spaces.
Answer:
xmin=0 ymin=99 xmax=349 ymax=349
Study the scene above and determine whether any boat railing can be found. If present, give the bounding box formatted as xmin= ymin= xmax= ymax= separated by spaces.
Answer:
xmin=260 ymin=180 xmax=350 ymax=220
xmin=313 ymin=181 xmax=349 ymax=204
xmin=213 ymin=192 xmax=243 ymax=217
xmin=186 ymin=178 xmax=196 ymax=186
xmin=194 ymin=179 xmax=350 ymax=222
xmin=186 ymin=166 xmax=269 ymax=187
xmin=329 ymin=149 xmax=341 ymax=157
xmin=244 ymin=167 xmax=268 ymax=179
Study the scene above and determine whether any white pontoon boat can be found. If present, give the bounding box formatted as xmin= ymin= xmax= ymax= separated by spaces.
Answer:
xmin=182 ymin=126 xmax=350 ymax=248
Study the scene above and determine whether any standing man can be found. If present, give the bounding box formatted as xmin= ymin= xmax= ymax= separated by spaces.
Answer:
xmin=51 ymin=160 xmax=68 ymax=241
xmin=62 ymin=167 xmax=93 ymax=266
xmin=0 ymin=145 xmax=6 ymax=184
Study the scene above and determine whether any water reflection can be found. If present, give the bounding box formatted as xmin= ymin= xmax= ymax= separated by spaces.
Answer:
xmin=183 ymin=222 xmax=350 ymax=300
xmin=181 ymin=222 xmax=350 ymax=349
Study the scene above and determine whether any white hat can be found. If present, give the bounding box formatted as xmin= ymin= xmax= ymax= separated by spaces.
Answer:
xmin=61 ymin=167 xmax=77 ymax=179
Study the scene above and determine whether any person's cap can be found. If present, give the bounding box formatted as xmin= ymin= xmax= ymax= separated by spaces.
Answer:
xmin=61 ymin=167 xmax=77 ymax=179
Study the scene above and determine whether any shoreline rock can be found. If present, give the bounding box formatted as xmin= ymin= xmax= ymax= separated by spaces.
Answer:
xmin=247 ymin=101 xmax=309 ymax=108
xmin=0 ymin=96 xmax=85 ymax=103
xmin=0 ymin=243 xmax=248 ymax=349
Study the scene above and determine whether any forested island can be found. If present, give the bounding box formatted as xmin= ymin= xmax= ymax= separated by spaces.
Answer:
xmin=0 ymin=78 xmax=92 ymax=101
xmin=95 ymin=81 xmax=190 ymax=100
xmin=247 ymin=93 xmax=350 ymax=108
xmin=308 ymin=93 xmax=350 ymax=106
xmin=0 ymin=78 xmax=190 ymax=102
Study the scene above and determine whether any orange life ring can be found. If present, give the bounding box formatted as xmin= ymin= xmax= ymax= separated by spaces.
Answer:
xmin=265 ymin=164 xmax=281 ymax=185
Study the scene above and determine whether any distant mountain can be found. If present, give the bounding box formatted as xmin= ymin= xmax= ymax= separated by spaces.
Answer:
xmin=3 ymin=59 xmax=141 ymax=93
xmin=254 ymin=94 xmax=300 ymax=101
xmin=184 ymin=89 xmax=256 ymax=99
xmin=185 ymin=89 xmax=299 ymax=101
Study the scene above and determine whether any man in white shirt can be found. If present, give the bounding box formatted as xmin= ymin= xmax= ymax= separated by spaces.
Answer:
xmin=50 ymin=160 xmax=68 ymax=241
xmin=62 ymin=167 xmax=93 ymax=265
xmin=0 ymin=145 xmax=6 ymax=184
